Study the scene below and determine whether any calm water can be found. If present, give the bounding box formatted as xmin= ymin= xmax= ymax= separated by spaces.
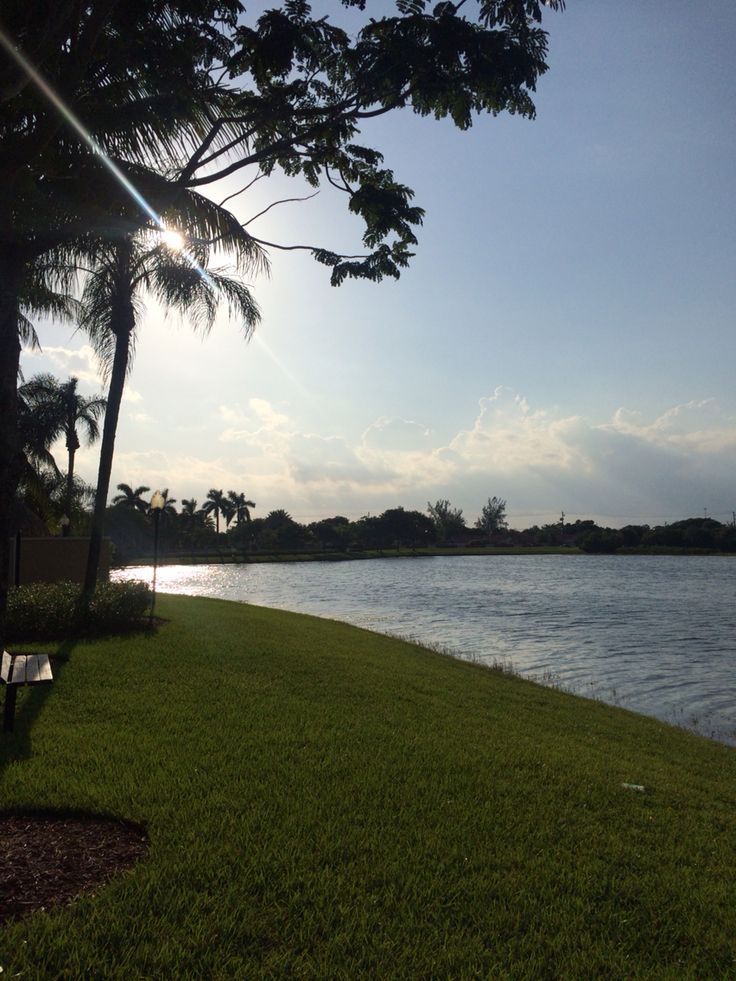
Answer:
xmin=115 ymin=555 xmax=736 ymax=744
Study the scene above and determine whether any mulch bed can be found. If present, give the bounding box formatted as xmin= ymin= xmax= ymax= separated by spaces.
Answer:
xmin=0 ymin=814 xmax=148 ymax=923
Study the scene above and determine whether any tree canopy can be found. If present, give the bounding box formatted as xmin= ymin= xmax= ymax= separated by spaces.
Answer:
xmin=475 ymin=496 xmax=508 ymax=538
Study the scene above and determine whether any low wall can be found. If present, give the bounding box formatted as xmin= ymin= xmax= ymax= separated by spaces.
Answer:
xmin=8 ymin=537 xmax=112 ymax=586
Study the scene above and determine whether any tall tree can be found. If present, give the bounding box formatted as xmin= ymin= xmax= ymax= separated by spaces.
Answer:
xmin=202 ymin=488 xmax=229 ymax=536
xmin=227 ymin=490 xmax=255 ymax=526
xmin=180 ymin=498 xmax=199 ymax=522
xmin=112 ymin=483 xmax=151 ymax=513
xmin=79 ymin=223 xmax=262 ymax=593
xmin=15 ymin=383 xmax=64 ymax=530
xmin=19 ymin=374 xmax=106 ymax=523
xmin=475 ymin=496 xmax=509 ymax=539
xmin=179 ymin=498 xmax=215 ymax=547
xmin=178 ymin=1 xmax=565 ymax=286
xmin=427 ymin=499 xmax=466 ymax=543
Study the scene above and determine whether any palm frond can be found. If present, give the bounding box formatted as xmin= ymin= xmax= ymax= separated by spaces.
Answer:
xmin=18 ymin=314 xmax=41 ymax=352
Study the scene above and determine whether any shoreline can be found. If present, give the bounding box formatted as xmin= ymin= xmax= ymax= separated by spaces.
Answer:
xmin=112 ymin=543 xmax=732 ymax=569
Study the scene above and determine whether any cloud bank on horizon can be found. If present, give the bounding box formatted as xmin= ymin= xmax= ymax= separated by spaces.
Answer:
xmin=209 ymin=388 xmax=736 ymax=527
xmin=31 ymin=336 xmax=734 ymax=529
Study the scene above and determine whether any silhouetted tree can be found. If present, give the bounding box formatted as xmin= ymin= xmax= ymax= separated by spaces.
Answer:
xmin=428 ymin=499 xmax=466 ymax=543
xmin=80 ymin=224 xmax=262 ymax=593
xmin=308 ymin=516 xmax=352 ymax=552
xmin=19 ymin=374 xmax=106 ymax=522
xmin=203 ymin=489 xmax=230 ymax=536
xmin=475 ymin=497 xmax=508 ymax=540
xmin=227 ymin=491 xmax=255 ymax=526
xmin=112 ymin=483 xmax=151 ymax=513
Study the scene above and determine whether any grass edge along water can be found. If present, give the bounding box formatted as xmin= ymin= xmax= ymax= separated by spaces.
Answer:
xmin=1 ymin=593 xmax=734 ymax=979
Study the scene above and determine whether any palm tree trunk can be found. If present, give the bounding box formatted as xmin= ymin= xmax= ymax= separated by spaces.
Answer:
xmin=83 ymin=311 xmax=134 ymax=595
xmin=66 ymin=446 xmax=76 ymax=526
xmin=0 ymin=249 xmax=25 ymax=649
xmin=65 ymin=411 xmax=80 ymax=522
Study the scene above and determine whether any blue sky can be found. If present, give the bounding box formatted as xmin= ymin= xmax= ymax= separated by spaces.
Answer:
xmin=24 ymin=0 xmax=736 ymax=528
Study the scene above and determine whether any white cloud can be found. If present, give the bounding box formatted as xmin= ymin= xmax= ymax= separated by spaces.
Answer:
xmin=218 ymin=398 xmax=290 ymax=443
xmin=288 ymin=433 xmax=384 ymax=486
xmin=361 ymin=416 xmax=431 ymax=452
xmin=70 ymin=391 xmax=736 ymax=527
xmin=609 ymin=400 xmax=736 ymax=454
xmin=448 ymin=387 xmax=590 ymax=474
xmin=123 ymin=388 xmax=144 ymax=405
xmin=22 ymin=344 xmax=103 ymax=388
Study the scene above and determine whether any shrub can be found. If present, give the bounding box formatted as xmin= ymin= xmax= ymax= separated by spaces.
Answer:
xmin=6 ymin=580 xmax=152 ymax=642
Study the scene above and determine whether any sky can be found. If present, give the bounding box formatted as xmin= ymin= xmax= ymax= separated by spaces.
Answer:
xmin=22 ymin=0 xmax=736 ymax=529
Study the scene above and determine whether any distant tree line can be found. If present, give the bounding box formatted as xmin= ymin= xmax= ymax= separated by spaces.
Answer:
xmin=98 ymin=494 xmax=736 ymax=562
xmin=14 ymin=412 xmax=735 ymax=560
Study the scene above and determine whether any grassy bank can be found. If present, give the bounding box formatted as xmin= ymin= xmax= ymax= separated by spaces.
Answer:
xmin=2 ymin=595 xmax=735 ymax=978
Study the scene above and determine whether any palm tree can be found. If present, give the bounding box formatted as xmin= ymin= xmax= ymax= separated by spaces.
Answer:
xmin=227 ymin=491 xmax=256 ymax=526
xmin=80 ymin=220 xmax=264 ymax=593
xmin=16 ymin=384 xmax=64 ymax=531
xmin=202 ymin=489 xmax=229 ymax=536
xmin=17 ymin=384 xmax=63 ymax=481
xmin=19 ymin=374 xmax=106 ymax=525
xmin=179 ymin=498 xmax=198 ymax=543
xmin=222 ymin=498 xmax=237 ymax=531
xmin=0 ymin=4 xmax=247 ymax=638
xmin=180 ymin=498 xmax=199 ymax=521
xmin=112 ymin=483 xmax=151 ymax=513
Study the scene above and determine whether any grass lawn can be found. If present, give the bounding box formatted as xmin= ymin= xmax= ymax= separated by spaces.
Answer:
xmin=1 ymin=594 xmax=734 ymax=979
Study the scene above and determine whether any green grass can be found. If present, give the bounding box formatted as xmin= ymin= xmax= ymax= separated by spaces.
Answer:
xmin=2 ymin=594 xmax=735 ymax=979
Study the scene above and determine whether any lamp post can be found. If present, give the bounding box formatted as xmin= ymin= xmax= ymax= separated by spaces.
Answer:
xmin=150 ymin=490 xmax=165 ymax=621
xmin=60 ymin=514 xmax=70 ymax=538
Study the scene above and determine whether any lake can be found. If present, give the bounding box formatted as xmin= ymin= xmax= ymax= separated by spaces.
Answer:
xmin=114 ymin=554 xmax=736 ymax=744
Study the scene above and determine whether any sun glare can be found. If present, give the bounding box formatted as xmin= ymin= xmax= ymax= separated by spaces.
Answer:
xmin=162 ymin=228 xmax=185 ymax=251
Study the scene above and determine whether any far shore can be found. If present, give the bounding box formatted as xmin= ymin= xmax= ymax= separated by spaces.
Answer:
xmin=112 ymin=543 xmax=732 ymax=568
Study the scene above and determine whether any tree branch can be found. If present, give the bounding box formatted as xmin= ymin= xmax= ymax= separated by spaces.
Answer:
xmin=248 ymin=236 xmax=368 ymax=259
xmin=218 ymin=171 xmax=265 ymax=209
xmin=244 ymin=191 xmax=319 ymax=226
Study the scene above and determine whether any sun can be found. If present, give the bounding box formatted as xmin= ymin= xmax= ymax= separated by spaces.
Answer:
xmin=161 ymin=228 xmax=185 ymax=251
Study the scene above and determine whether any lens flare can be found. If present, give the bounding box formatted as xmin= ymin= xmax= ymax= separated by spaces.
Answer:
xmin=0 ymin=25 xmax=211 ymax=284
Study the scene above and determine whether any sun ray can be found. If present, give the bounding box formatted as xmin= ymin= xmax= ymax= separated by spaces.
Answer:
xmin=0 ymin=26 xmax=213 ymax=285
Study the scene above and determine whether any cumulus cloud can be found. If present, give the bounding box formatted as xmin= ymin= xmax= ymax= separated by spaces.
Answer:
xmin=287 ymin=433 xmax=385 ymax=486
xmin=448 ymin=387 xmax=590 ymax=474
xmin=218 ymin=399 xmax=290 ymax=444
xmin=608 ymin=400 xmax=736 ymax=454
xmin=86 ymin=391 xmax=736 ymax=526
xmin=23 ymin=344 xmax=103 ymax=387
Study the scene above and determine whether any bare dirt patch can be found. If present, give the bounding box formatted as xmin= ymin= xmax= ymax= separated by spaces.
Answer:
xmin=0 ymin=813 xmax=148 ymax=923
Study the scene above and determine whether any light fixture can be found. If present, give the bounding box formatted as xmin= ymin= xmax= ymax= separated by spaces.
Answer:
xmin=150 ymin=489 xmax=165 ymax=622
